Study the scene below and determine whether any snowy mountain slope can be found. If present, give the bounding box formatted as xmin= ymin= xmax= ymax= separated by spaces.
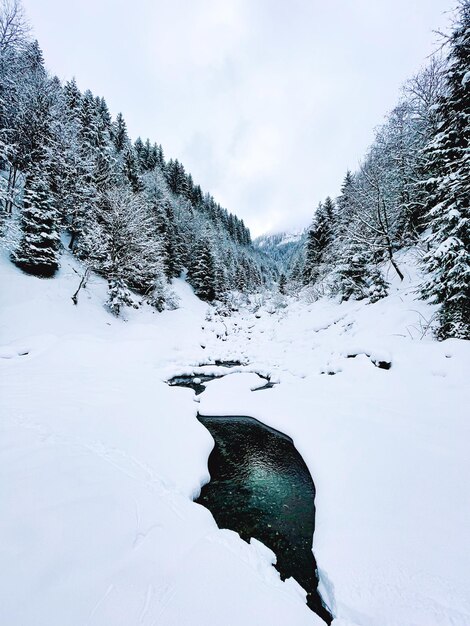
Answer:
xmin=254 ymin=229 xmax=307 ymax=272
xmin=1 ymin=249 xmax=469 ymax=626
xmin=255 ymin=230 xmax=305 ymax=248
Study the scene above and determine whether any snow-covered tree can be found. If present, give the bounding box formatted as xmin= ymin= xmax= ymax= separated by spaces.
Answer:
xmin=121 ymin=143 xmax=142 ymax=192
xmin=347 ymin=146 xmax=405 ymax=281
xmin=188 ymin=234 xmax=218 ymax=301
xmin=304 ymin=197 xmax=335 ymax=284
xmin=112 ymin=111 xmax=128 ymax=152
xmin=80 ymin=186 xmax=169 ymax=316
xmin=401 ymin=56 xmax=447 ymax=236
xmin=0 ymin=0 xmax=29 ymax=53
xmin=12 ymin=169 xmax=60 ymax=276
xmin=330 ymin=240 xmax=371 ymax=301
xmin=0 ymin=1 xmax=273 ymax=301
xmin=421 ymin=1 xmax=470 ymax=339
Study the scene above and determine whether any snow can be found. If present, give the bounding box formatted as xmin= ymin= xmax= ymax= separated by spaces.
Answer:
xmin=254 ymin=229 xmax=304 ymax=248
xmin=278 ymin=230 xmax=304 ymax=245
xmin=1 ymin=248 xmax=469 ymax=626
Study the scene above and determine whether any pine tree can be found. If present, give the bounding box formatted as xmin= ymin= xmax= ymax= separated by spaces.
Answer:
xmin=188 ymin=236 xmax=218 ymax=301
xmin=331 ymin=172 xmax=368 ymax=300
xmin=421 ymin=1 xmax=470 ymax=339
xmin=331 ymin=241 xmax=388 ymax=303
xmin=112 ymin=112 xmax=128 ymax=152
xmin=164 ymin=217 xmax=185 ymax=278
xmin=140 ymin=138 xmax=151 ymax=170
xmin=157 ymin=144 xmax=164 ymax=167
xmin=367 ymin=265 xmax=388 ymax=303
xmin=8 ymin=41 xmax=52 ymax=175
xmin=403 ymin=56 xmax=447 ymax=237
xmin=46 ymin=77 xmax=93 ymax=251
xmin=333 ymin=171 xmax=355 ymax=243
xmin=0 ymin=7 xmax=271 ymax=300
xmin=331 ymin=240 xmax=370 ymax=301
xmin=143 ymin=168 xmax=186 ymax=278
xmin=97 ymin=97 xmax=112 ymax=129
xmin=63 ymin=78 xmax=82 ymax=117
xmin=121 ymin=144 xmax=142 ymax=192
xmin=79 ymin=90 xmax=101 ymax=149
xmin=304 ymin=197 xmax=335 ymax=284
xmin=107 ymin=277 xmax=134 ymax=316
xmin=134 ymin=136 xmax=144 ymax=163
xmin=279 ymin=273 xmax=287 ymax=294
xmin=13 ymin=170 xmax=60 ymax=277
xmin=215 ymin=263 xmax=228 ymax=296
xmin=235 ymin=264 xmax=248 ymax=292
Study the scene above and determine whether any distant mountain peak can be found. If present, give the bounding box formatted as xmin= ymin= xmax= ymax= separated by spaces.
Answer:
xmin=254 ymin=229 xmax=306 ymax=248
xmin=253 ymin=229 xmax=307 ymax=270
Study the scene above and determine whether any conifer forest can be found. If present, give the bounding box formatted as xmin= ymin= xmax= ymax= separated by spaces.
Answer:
xmin=1 ymin=2 xmax=469 ymax=626
xmin=1 ymin=0 xmax=468 ymax=338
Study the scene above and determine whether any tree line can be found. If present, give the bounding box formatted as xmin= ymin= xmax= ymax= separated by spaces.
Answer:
xmin=0 ymin=0 xmax=275 ymax=315
xmin=298 ymin=0 xmax=469 ymax=340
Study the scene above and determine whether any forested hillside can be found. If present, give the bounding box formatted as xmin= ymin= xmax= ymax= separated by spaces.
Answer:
xmin=254 ymin=231 xmax=306 ymax=272
xmin=0 ymin=0 xmax=276 ymax=315
xmin=1 ymin=3 xmax=469 ymax=626
xmin=297 ymin=0 xmax=469 ymax=339
xmin=0 ymin=0 xmax=468 ymax=341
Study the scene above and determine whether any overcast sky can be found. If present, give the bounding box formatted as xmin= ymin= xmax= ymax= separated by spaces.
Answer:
xmin=23 ymin=0 xmax=454 ymax=236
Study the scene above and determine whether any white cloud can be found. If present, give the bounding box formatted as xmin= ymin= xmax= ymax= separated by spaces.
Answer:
xmin=24 ymin=0 xmax=454 ymax=236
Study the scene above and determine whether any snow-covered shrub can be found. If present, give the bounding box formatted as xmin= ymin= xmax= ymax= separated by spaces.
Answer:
xmin=367 ymin=267 xmax=388 ymax=303
xmin=107 ymin=277 xmax=136 ymax=316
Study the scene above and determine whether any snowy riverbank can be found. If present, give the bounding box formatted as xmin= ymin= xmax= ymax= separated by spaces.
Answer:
xmin=1 ymin=250 xmax=469 ymax=626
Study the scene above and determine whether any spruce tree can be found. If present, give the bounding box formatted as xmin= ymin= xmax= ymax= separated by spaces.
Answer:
xmin=421 ymin=1 xmax=470 ymax=339
xmin=107 ymin=277 xmax=134 ymax=316
xmin=367 ymin=266 xmax=388 ymax=303
xmin=157 ymin=144 xmax=164 ymax=167
xmin=63 ymin=78 xmax=82 ymax=117
xmin=79 ymin=90 xmax=101 ymax=149
xmin=331 ymin=240 xmax=370 ymax=301
xmin=140 ymin=139 xmax=151 ymax=170
xmin=121 ymin=144 xmax=142 ymax=192
xmin=0 ymin=10 xmax=271 ymax=300
xmin=97 ymin=97 xmax=112 ymax=129
xmin=304 ymin=197 xmax=335 ymax=284
xmin=188 ymin=237 xmax=218 ymax=301
xmin=134 ymin=137 xmax=144 ymax=162
xmin=112 ymin=112 xmax=128 ymax=152
xmin=13 ymin=170 xmax=60 ymax=277
xmin=331 ymin=242 xmax=388 ymax=303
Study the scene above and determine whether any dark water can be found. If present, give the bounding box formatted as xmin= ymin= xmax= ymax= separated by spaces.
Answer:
xmin=167 ymin=370 xmax=274 ymax=395
xmin=167 ymin=374 xmax=219 ymax=395
xmin=167 ymin=371 xmax=331 ymax=622
xmin=196 ymin=414 xmax=332 ymax=624
xmin=214 ymin=359 xmax=243 ymax=367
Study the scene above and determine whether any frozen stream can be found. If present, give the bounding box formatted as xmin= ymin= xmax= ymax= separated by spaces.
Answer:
xmin=169 ymin=370 xmax=332 ymax=624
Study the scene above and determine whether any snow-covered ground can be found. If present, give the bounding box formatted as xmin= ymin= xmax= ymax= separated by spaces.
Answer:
xmin=1 ymin=250 xmax=469 ymax=626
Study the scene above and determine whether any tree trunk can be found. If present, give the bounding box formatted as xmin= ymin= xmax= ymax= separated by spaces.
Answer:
xmin=71 ymin=268 xmax=90 ymax=305
xmin=388 ymin=245 xmax=404 ymax=281
xmin=5 ymin=166 xmax=17 ymax=213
